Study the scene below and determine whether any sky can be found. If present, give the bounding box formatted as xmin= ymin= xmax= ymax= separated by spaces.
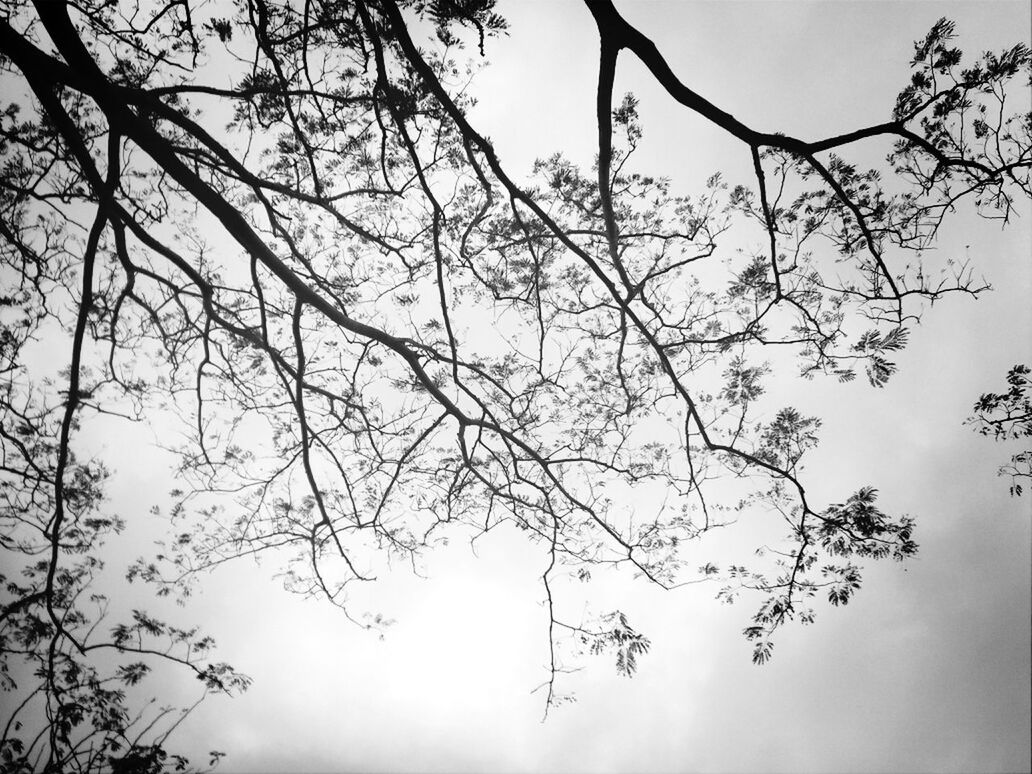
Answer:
xmin=70 ymin=2 xmax=1031 ymax=772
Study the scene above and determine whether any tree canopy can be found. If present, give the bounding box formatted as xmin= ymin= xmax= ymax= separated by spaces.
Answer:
xmin=0 ymin=0 xmax=1029 ymax=769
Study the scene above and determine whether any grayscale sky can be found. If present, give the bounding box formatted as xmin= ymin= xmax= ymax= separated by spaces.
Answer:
xmin=88 ymin=2 xmax=1032 ymax=772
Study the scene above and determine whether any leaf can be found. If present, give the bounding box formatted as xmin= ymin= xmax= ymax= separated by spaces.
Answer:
xmin=752 ymin=640 xmax=774 ymax=665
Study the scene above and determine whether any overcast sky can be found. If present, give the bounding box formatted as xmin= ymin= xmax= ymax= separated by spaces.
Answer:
xmin=91 ymin=2 xmax=1031 ymax=772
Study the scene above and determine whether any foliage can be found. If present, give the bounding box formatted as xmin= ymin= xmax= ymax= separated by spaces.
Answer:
xmin=969 ymin=364 xmax=1032 ymax=496
xmin=0 ymin=0 xmax=1028 ymax=760
xmin=585 ymin=612 xmax=651 ymax=678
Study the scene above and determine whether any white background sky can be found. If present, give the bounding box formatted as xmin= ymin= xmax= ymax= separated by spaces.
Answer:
xmin=85 ymin=2 xmax=1031 ymax=772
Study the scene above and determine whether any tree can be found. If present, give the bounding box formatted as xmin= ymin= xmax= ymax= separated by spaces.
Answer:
xmin=0 ymin=0 xmax=1028 ymax=767
xmin=969 ymin=364 xmax=1032 ymax=496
